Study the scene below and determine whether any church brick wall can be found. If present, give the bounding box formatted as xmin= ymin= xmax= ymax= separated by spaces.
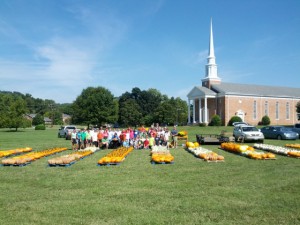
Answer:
xmin=223 ymin=95 xmax=299 ymax=126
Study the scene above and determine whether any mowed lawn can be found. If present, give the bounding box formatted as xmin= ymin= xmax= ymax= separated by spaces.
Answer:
xmin=0 ymin=126 xmax=299 ymax=225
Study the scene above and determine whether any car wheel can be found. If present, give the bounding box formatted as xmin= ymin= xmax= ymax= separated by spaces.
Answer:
xmin=277 ymin=135 xmax=282 ymax=140
xmin=58 ymin=133 xmax=60 ymax=138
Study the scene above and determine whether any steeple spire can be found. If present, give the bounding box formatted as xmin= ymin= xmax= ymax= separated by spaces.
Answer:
xmin=208 ymin=18 xmax=215 ymax=60
xmin=202 ymin=18 xmax=221 ymax=88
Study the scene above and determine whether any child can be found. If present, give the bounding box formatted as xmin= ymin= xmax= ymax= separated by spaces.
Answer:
xmin=143 ymin=137 xmax=149 ymax=149
xmin=149 ymin=135 xmax=155 ymax=149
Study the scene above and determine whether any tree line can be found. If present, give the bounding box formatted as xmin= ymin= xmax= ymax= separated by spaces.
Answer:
xmin=0 ymin=87 xmax=188 ymax=130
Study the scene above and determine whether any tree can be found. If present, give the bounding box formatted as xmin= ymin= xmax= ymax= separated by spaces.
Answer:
xmin=32 ymin=113 xmax=44 ymax=126
xmin=153 ymin=97 xmax=188 ymax=126
xmin=118 ymin=99 xmax=143 ymax=127
xmin=72 ymin=87 xmax=118 ymax=127
xmin=296 ymin=101 xmax=300 ymax=120
xmin=0 ymin=93 xmax=28 ymax=131
xmin=119 ymin=87 xmax=178 ymax=126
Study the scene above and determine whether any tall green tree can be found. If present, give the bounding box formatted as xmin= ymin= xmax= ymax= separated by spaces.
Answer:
xmin=119 ymin=99 xmax=143 ymax=127
xmin=0 ymin=93 xmax=28 ymax=130
xmin=32 ymin=113 xmax=44 ymax=126
xmin=72 ymin=87 xmax=118 ymax=127
xmin=118 ymin=88 xmax=166 ymax=126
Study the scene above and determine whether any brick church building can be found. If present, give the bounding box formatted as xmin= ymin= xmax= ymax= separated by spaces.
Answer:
xmin=187 ymin=20 xmax=300 ymax=126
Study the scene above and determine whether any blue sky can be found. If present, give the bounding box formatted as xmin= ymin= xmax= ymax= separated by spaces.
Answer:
xmin=0 ymin=0 xmax=299 ymax=103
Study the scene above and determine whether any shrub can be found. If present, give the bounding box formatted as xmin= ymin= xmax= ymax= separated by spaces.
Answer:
xmin=228 ymin=116 xmax=242 ymax=126
xmin=35 ymin=124 xmax=46 ymax=130
xmin=261 ymin=115 xmax=271 ymax=125
xmin=199 ymin=123 xmax=206 ymax=127
xmin=209 ymin=115 xmax=222 ymax=126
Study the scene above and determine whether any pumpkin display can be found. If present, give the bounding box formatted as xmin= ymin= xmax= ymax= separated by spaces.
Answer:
xmin=150 ymin=146 xmax=174 ymax=164
xmin=178 ymin=131 xmax=188 ymax=137
xmin=285 ymin=144 xmax=300 ymax=149
xmin=0 ymin=147 xmax=32 ymax=158
xmin=98 ymin=146 xmax=133 ymax=165
xmin=186 ymin=145 xmax=224 ymax=162
xmin=221 ymin=143 xmax=276 ymax=160
xmin=254 ymin=143 xmax=300 ymax=158
xmin=1 ymin=147 xmax=68 ymax=166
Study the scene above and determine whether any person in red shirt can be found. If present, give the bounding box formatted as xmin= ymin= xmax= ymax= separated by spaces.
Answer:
xmin=143 ymin=136 xmax=149 ymax=149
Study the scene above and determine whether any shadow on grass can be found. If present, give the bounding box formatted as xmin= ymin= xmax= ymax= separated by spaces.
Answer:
xmin=0 ymin=129 xmax=26 ymax=133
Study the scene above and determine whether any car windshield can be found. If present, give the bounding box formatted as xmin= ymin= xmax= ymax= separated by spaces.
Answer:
xmin=280 ymin=127 xmax=291 ymax=132
xmin=242 ymin=127 xmax=258 ymax=132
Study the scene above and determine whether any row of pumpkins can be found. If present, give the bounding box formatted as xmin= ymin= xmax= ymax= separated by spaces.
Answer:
xmin=254 ymin=143 xmax=300 ymax=158
xmin=220 ymin=142 xmax=276 ymax=160
xmin=1 ymin=147 xmax=68 ymax=165
xmin=150 ymin=146 xmax=174 ymax=163
xmin=97 ymin=146 xmax=134 ymax=165
xmin=186 ymin=146 xmax=225 ymax=161
xmin=0 ymin=147 xmax=32 ymax=158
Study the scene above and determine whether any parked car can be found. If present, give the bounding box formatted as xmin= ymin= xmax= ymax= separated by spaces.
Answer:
xmin=233 ymin=125 xmax=264 ymax=142
xmin=58 ymin=125 xmax=77 ymax=140
xmin=291 ymin=123 xmax=300 ymax=136
xmin=232 ymin=122 xmax=249 ymax=126
xmin=260 ymin=126 xmax=299 ymax=140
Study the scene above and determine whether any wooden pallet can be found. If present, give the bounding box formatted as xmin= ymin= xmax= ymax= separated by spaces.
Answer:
xmin=151 ymin=160 xmax=174 ymax=165
xmin=48 ymin=161 xmax=76 ymax=167
xmin=0 ymin=162 xmax=31 ymax=167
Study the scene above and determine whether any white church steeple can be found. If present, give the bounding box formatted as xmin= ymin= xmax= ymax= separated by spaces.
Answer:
xmin=202 ymin=18 xmax=221 ymax=88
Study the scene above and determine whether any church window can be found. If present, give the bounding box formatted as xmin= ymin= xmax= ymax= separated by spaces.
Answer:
xmin=253 ymin=100 xmax=257 ymax=119
xmin=286 ymin=102 xmax=290 ymax=120
xmin=264 ymin=101 xmax=269 ymax=116
xmin=275 ymin=102 xmax=279 ymax=120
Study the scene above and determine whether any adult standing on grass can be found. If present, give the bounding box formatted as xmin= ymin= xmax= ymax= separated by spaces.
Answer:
xmin=71 ymin=129 xmax=77 ymax=150
xmin=149 ymin=134 xmax=155 ymax=149
xmin=92 ymin=129 xmax=98 ymax=147
xmin=77 ymin=130 xmax=82 ymax=150
xmin=86 ymin=129 xmax=92 ymax=147
xmin=81 ymin=129 xmax=87 ymax=149
xmin=97 ymin=129 xmax=103 ymax=148
xmin=171 ymin=126 xmax=178 ymax=148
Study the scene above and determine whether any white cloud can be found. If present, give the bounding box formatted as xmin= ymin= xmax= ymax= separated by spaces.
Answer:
xmin=35 ymin=38 xmax=93 ymax=86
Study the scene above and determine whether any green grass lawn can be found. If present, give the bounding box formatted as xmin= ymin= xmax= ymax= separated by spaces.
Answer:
xmin=0 ymin=126 xmax=299 ymax=225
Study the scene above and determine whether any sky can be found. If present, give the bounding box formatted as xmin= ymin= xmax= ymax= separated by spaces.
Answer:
xmin=0 ymin=0 xmax=299 ymax=103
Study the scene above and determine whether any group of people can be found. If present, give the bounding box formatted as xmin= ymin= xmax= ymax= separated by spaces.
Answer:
xmin=70 ymin=125 xmax=179 ymax=150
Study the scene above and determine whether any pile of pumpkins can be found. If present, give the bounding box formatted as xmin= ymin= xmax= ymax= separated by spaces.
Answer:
xmin=1 ymin=147 xmax=68 ymax=165
xmin=178 ymin=130 xmax=188 ymax=137
xmin=254 ymin=143 xmax=300 ymax=158
xmin=48 ymin=150 xmax=93 ymax=165
xmin=186 ymin=141 xmax=200 ymax=149
xmin=98 ymin=146 xmax=134 ymax=165
xmin=285 ymin=143 xmax=300 ymax=149
xmin=0 ymin=147 xmax=32 ymax=158
xmin=151 ymin=146 xmax=174 ymax=163
xmin=186 ymin=145 xmax=224 ymax=162
xmin=221 ymin=143 xmax=276 ymax=160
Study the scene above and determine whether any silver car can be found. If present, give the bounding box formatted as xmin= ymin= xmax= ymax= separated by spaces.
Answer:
xmin=233 ymin=125 xmax=264 ymax=143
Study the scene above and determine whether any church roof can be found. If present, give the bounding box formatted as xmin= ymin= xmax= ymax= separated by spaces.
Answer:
xmin=211 ymin=82 xmax=300 ymax=98
xmin=187 ymin=86 xmax=216 ymax=98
